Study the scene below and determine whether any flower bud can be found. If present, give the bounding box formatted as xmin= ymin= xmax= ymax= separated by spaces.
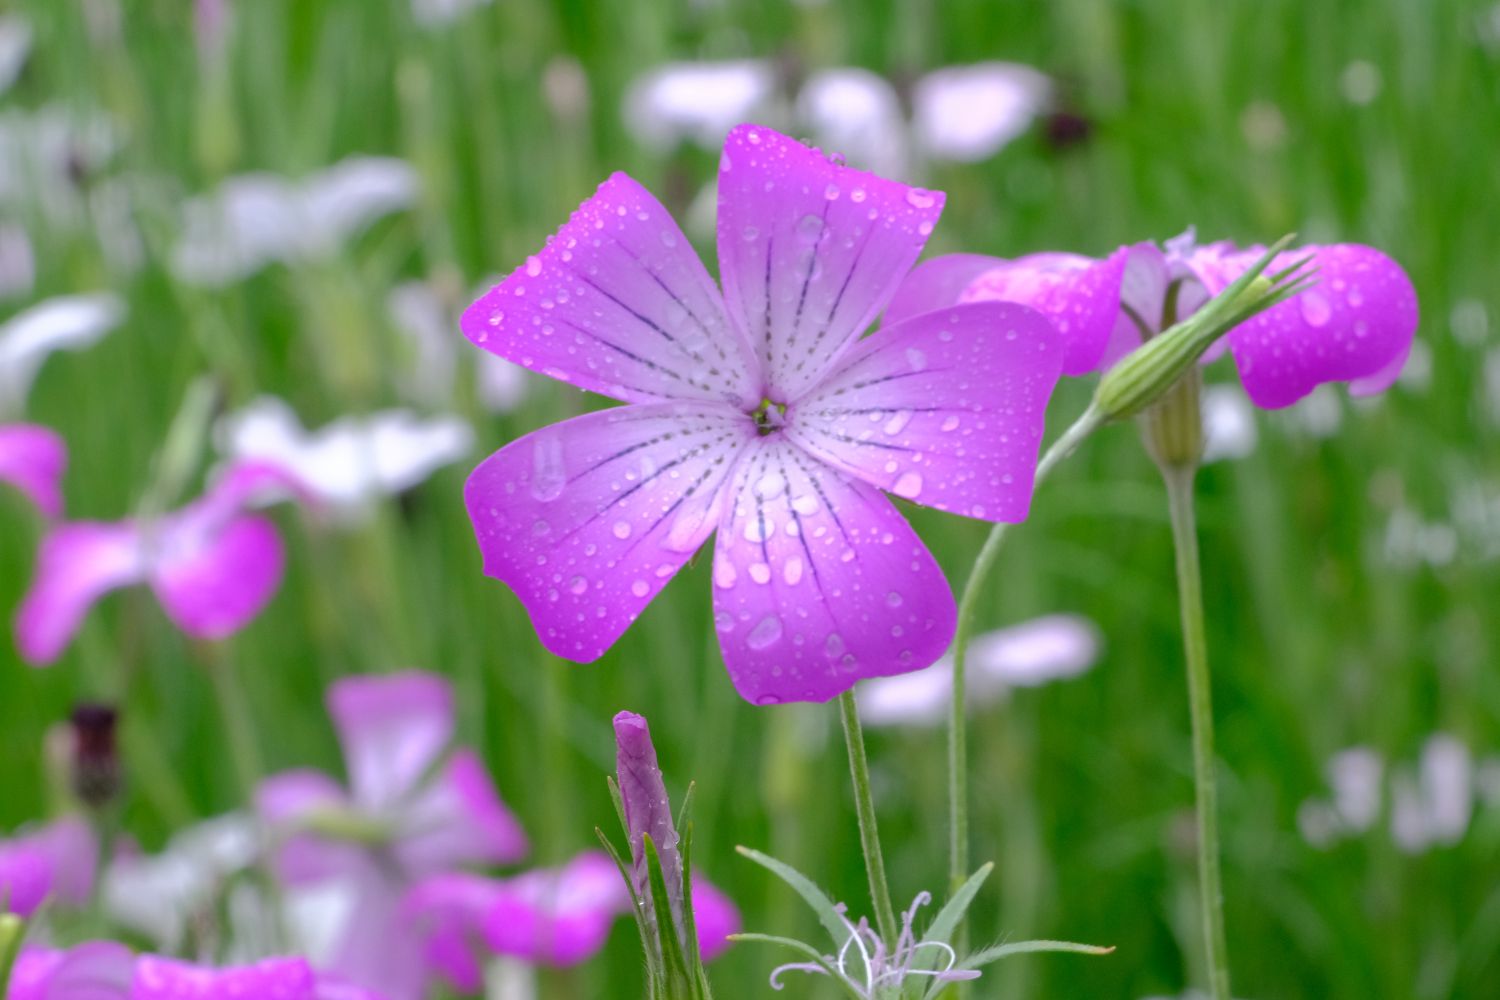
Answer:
xmin=1140 ymin=367 xmax=1205 ymax=470
xmin=1094 ymin=236 xmax=1308 ymax=422
xmin=69 ymin=703 xmax=121 ymax=811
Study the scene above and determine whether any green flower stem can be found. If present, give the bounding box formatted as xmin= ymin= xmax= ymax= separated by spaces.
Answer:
xmin=838 ymin=688 xmax=899 ymax=946
xmin=204 ymin=643 xmax=264 ymax=797
xmin=948 ymin=405 xmax=1102 ymax=893
xmin=1162 ymin=463 xmax=1232 ymax=1000
xmin=0 ymin=914 xmax=23 ymax=999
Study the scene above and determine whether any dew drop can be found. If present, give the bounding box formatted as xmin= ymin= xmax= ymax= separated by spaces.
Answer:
xmin=714 ymin=561 xmax=738 ymax=589
xmin=753 ymin=472 xmax=787 ymax=500
xmin=531 ymin=519 xmax=551 ymax=537
xmin=905 ymin=188 xmax=937 ymax=209
xmin=1300 ymin=291 xmax=1332 ymax=327
xmin=893 ymin=472 xmax=923 ymax=498
xmin=795 ymin=214 xmax=824 ymax=244
xmin=568 ymin=576 xmax=588 ymax=596
xmin=524 ymin=256 xmax=542 ymax=277
xmin=823 ymin=183 xmax=841 ymax=201
xmin=905 ymin=347 xmax=928 ymax=371
xmin=742 ymin=225 xmax=760 ymax=242
xmin=883 ymin=410 xmax=913 ymax=435
xmin=714 ymin=611 xmax=735 ymax=632
xmin=940 ymin=415 xmax=961 ymax=432
xmin=612 ymin=520 xmax=633 ymax=540
xmin=783 ymin=557 xmax=804 ymax=585
xmin=825 ymin=633 xmax=845 ymax=658
xmin=747 ymin=615 xmax=784 ymax=650
xmin=749 ymin=562 xmax=772 ymax=585
xmin=529 ymin=433 xmax=566 ymax=502
xmin=791 ymin=494 xmax=819 ymax=516
xmin=755 ymin=694 xmax=781 ymax=706
xmin=886 ymin=591 xmax=904 ymax=608
xmin=850 ymin=187 xmax=867 ymax=203
xmin=659 ymin=230 xmax=678 ymax=249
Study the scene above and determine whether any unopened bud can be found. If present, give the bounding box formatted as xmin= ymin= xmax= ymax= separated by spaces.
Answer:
xmin=0 ymin=912 xmax=24 ymax=991
xmin=69 ymin=702 xmax=121 ymax=811
xmin=1095 ymin=235 xmax=1309 ymax=422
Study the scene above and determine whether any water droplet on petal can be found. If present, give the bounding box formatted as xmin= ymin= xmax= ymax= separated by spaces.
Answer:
xmin=905 ymin=188 xmax=937 ymax=209
xmin=1300 ymin=291 xmax=1332 ymax=327
xmin=749 ymin=562 xmax=772 ymax=584
xmin=631 ymin=579 xmax=650 ymax=598
xmin=893 ymin=472 xmax=924 ymax=499
xmin=568 ymin=576 xmax=588 ymax=595
xmin=747 ymin=615 xmax=784 ymax=650
xmin=613 ymin=520 xmax=633 ymax=540
xmin=530 ymin=433 xmax=566 ymax=502
xmin=783 ymin=557 xmax=804 ymax=585
xmin=905 ymin=347 xmax=928 ymax=371
xmin=884 ymin=410 xmax=913 ymax=435
xmin=825 ymin=633 xmax=845 ymax=658
xmin=795 ymin=214 xmax=824 ymax=244
xmin=525 ymin=256 xmax=542 ymax=277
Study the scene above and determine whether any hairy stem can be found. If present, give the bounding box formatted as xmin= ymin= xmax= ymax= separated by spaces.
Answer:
xmin=1162 ymin=463 xmax=1232 ymax=1000
xmin=838 ymin=688 xmax=899 ymax=945
xmin=948 ymin=406 xmax=1101 ymax=892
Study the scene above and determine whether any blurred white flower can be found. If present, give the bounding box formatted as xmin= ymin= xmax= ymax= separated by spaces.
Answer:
xmin=911 ymin=62 xmax=1051 ymax=162
xmin=0 ymin=15 xmax=31 ymax=94
xmin=1277 ymin=384 xmax=1343 ymax=439
xmin=622 ymin=60 xmax=1051 ymax=172
xmin=216 ymin=396 xmax=472 ymax=519
xmin=171 ymin=156 xmax=419 ymax=286
xmin=104 ymin=813 xmax=260 ymax=949
xmin=1396 ymin=337 xmax=1432 ymax=393
xmin=860 ymin=614 xmax=1101 ymax=727
xmin=1338 ymin=60 xmax=1383 ymax=106
xmin=0 ymin=106 xmax=120 ymax=225
xmin=1451 ymin=297 xmax=1490 ymax=348
xmin=623 ymin=60 xmax=778 ymax=152
xmin=387 ymin=278 xmax=532 ymax=413
xmin=0 ymin=223 xmax=34 ymax=300
xmin=1382 ymin=507 xmax=1458 ymax=568
xmin=798 ymin=67 xmax=909 ymax=177
xmin=0 ymin=292 xmax=126 ymax=414
xmin=1328 ymin=747 xmax=1384 ymax=831
xmin=412 ymin=0 xmax=492 ymax=28
xmin=1484 ymin=345 xmax=1500 ymax=426
xmin=1201 ymin=385 xmax=1257 ymax=462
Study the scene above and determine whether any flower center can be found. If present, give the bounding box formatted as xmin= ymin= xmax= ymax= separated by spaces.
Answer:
xmin=750 ymin=396 xmax=787 ymax=436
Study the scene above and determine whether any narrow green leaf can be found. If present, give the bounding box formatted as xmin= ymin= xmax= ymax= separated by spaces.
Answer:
xmin=607 ymin=774 xmax=629 ymax=841
xmin=678 ymin=820 xmax=711 ymax=1000
xmin=735 ymin=845 xmax=852 ymax=950
xmin=960 ymin=938 xmax=1115 ymax=970
xmin=596 ymin=827 xmax=660 ymax=979
xmin=728 ymin=934 xmax=867 ymax=1000
xmin=919 ymin=862 xmax=992 ymax=949
xmin=675 ymin=779 xmax=696 ymax=834
xmin=645 ymin=834 xmax=693 ymax=994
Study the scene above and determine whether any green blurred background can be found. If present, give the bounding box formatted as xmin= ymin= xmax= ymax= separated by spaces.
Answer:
xmin=2 ymin=0 xmax=1497 ymax=996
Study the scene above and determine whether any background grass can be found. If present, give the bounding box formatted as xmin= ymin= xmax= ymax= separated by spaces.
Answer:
xmin=2 ymin=0 xmax=1498 ymax=996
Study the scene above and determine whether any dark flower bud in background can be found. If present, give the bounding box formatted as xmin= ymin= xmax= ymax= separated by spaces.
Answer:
xmin=69 ymin=702 xmax=121 ymax=811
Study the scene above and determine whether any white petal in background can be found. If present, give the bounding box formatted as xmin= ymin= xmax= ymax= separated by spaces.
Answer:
xmin=411 ymin=0 xmax=493 ymax=29
xmin=387 ymin=279 xmax=532 ymax=413
xmin=1200 ymin=384 xmax=1258 ymax=462
xmin=0 ymin=15 xmax=31 ymax=94
xmin=0 ymin=292 xmax=126 ymax=414
xmin=622 ymin=60 xmax=777 ymax=152
xmin=798 ymin=67 xmax=909 ymax=177
xmin=171 ymin=156 xmax=419 ymax=287
xmin=860 ymin=614 xmax=1101 ymax=727
xmin=216 ymin=396 xmax=473 ymax=520
xmin=911 ymin=62 xmax=1051 ymax=162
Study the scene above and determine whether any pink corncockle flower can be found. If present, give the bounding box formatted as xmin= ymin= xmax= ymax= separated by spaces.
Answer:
xmin=405 ymin=853 xmax=739 ymax=991
xmin=887 ymin=229 xmax=1418 ymax=410
xmin=462 ymin=125 xmax=1063 ymax=705
xmin=6 ymin=942 xmax=134 ymax=1000
xmin=0 ymin=817 xmax=95 ymax=916
xmin=12 ymin=461 xmax=306 ymax=665
xmin=0 ymin=423 xmax=64 ymax=516
xmin=859 ymin=613 xmax=1101 ymax=727
xmin=257 ymin=672 xmax=528 ymax=1000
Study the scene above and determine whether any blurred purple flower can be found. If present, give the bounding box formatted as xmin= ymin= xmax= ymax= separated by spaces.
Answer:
xmin=257 ymin=671 xmax=527 ymax=1000
xmin=859 ymin=614 xmax=1101 ymax=727
xmin=462 ymin=124 xmax=1063 ymax=704
xmin=889 ymin=230 xmax=1419 ymax=409
xmin=0 ymin=423 xmax=65 ymax=516
xmin=6 ymin=942 xmax=133 ymax=1000
xmin=13 ymin=461 xmax=307 ymax=665
xmin=0 ymin=817 xmax=95 ymax=917
xmin=406 ymin=853 xmax=739 ymax=991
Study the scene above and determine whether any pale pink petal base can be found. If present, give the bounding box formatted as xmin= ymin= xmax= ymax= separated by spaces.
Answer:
xmin=13 ymin=522 xmax=147 ymax=665
xmin=392 ymin=748 xmax=529 ymax=874
xmin=711 ymin=439 xmax=957 ymax=704
xmin=327 ymin=671 xmax=454 ymax=810
xmin=149 ymin=514 xmax=284 ymax=640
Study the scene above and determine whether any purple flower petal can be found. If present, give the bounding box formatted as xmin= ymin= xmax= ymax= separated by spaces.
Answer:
xmin=711 ymin=438 xmax=956 ymax=704
xmin=0 ymin=818 xmax=95 ymax=915
xmin=130 ymin=955 xmax=319 ymax=1000
xmin=787 ymin=302 xmax=1062 ymax=522
xmin=881 ymin=253 xmax=1008 ymax=327
xmin=392 ymin=748 xmax=529 ymax=874
xmin=715 ymin=124 xmax=945 ymax=400
xmin=149 ymin=514 xmax=284 ymax=640
xmin=8 ymin=942 xmax=133 ymax=1000
xmin=465 ymin=403 xmax=754 ymax=663
xmin=322 ymin=878 xmax=425 ymax=1000
xmin=461 ymin=173 xmax=760 ymax=407
xmin=1194 ymin=243 xmax=1419 ymax=409
xmin=0 ymin=423 xmax=66 ymax=516
xmin=404 ymin=872 xmax=505 ymax=992
xmin=483 ymin=851 xmax=630 ymax=966
xmin=327 ymin=671 xmax=454 ymax=810
xmin=612 ymin=711 xmax=682 ymax=921
xmin=13 ymin=521 xmax=147 ymax=665
xmin=690 ymin=874 xmax=742 ymax=962
xmin=256 ymin=769 xmax=364 ymax=883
